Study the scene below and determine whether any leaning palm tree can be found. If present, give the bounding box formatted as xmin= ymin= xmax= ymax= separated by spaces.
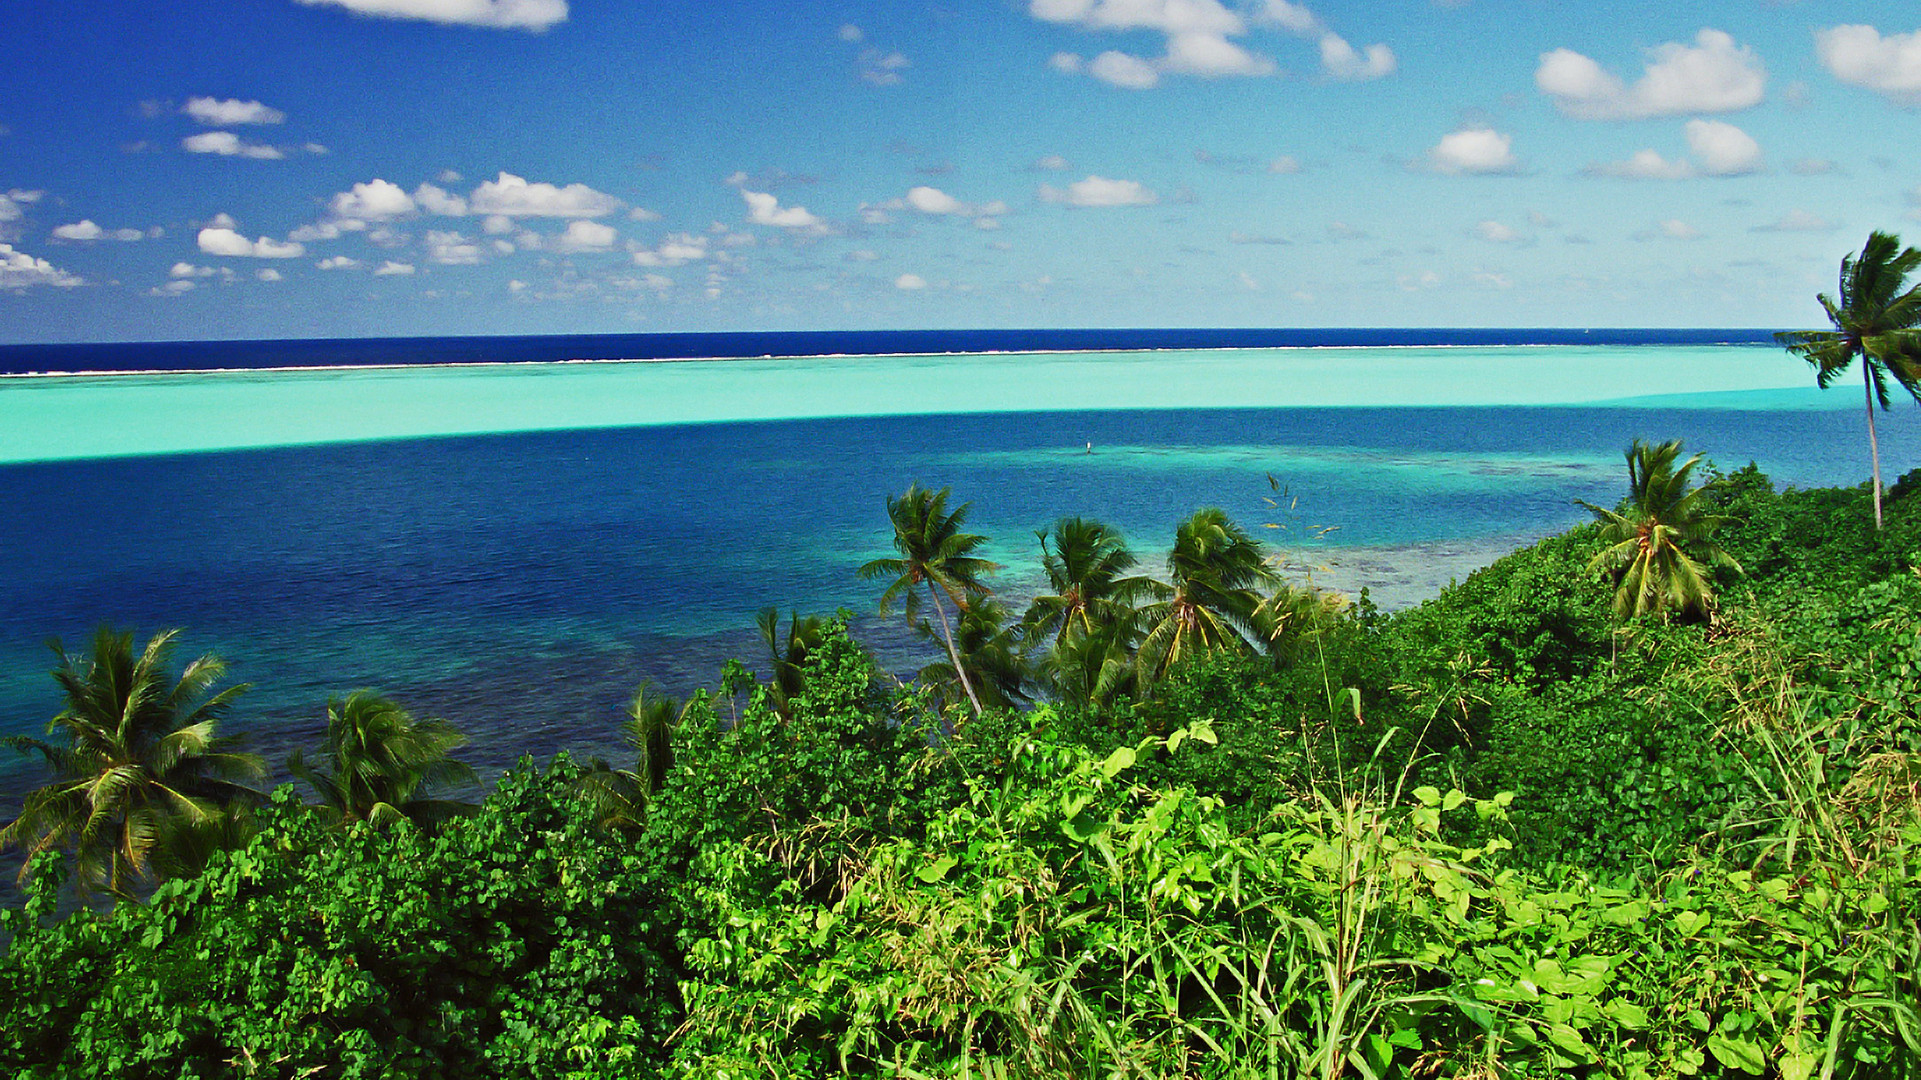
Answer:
xmin=287 ymin=691 xmax=476 ymax=830
xmin=1134 ymin=509 xmax=1278 ymax=688
xmin=1 ymin=627 xmax=263 ymax=899
xmin=572 ymin=681 xmax=684 ymax=832
xmin=1576 ymin=439 xmax=1742 ymax=621
xmin=915 ymin=599 xmax=1030 ymax=713
xmin=857 ymin=484 xmax=1002 ymax=716
xmin=1777 ymin=231 xmax=1921 ymax=529
xmin=1020 ymin=517 xmax=1152 ymax=650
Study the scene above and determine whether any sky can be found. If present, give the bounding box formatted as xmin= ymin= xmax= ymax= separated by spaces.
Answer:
xmin=3 ymin=1 xmax=1921 ymax=342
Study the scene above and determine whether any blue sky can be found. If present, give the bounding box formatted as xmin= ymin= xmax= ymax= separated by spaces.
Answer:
xmin=2 ymin=0 xmax=1920 ymax=342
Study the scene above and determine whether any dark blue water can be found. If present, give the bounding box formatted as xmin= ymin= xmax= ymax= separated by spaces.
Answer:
xmin=0 ymin=328 xmax=1782 ymax=375
xmin=3 ymin=399 xmax=1915 ymax=809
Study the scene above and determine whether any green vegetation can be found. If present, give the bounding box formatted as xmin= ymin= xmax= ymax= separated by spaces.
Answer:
xmin=3 ymin=449 xmax=1920 ymax=1077
xmin=1777 ymin=230 xmax=1921 ymax=529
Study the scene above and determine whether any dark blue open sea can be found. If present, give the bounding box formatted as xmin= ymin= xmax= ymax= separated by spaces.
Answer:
xmin=1 ymin=328 xmax=1914 ymax=822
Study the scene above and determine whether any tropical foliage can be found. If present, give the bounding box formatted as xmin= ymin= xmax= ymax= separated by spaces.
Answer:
xmin=287 ymin=690 xmax=476 ymax=830
xmin=1777 ymin=230 xmax=1921 ymax=529
xmin=858 ymin=483 xmax=1002 ymax=716
xmin=6 ymin=457 xmax=1921 ymax=1077
xmin=1577 ymin=438 xmax=1741 ymax=620
xmin=0 ymin=628 xmax=261 ymax=898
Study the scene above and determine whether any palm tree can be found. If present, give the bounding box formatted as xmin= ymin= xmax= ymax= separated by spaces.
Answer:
xmin=1777 ymin=231 xmax=1921 ymax=530
xmin=287 ymin=691 xmax=476 ymax=830
xmin=572 ymin=681 xmax=683 ymax=831
xmin=756 ymin=607 xmax=828 ymax=719
xmin=1576 ymin=439 xmax=1741 ymax=621
xmin=0 ymin=627 xmax=263 ymax=898
xmin=1020 ymin=517 xmax=1151 ymax=650
xmin=1134 ymin=509 xmax=1278 ymax=688
xmin=915 ymin=599 xmax=1030 ymax=713
xmin=857 ymin=484 xmax=1002 ymax=716
xmin=1249 ymin=584 xmax=1350 ymax=668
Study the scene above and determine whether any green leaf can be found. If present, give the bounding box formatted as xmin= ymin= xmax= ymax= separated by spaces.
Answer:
xmin=1603 ymin=1000 xmax=1651 ymax=1029
xmin=1546 ymin=1023 xmax=1594 ymax=1062
xmin=914 ymin=855 xmax=958 ymax=884
xmin=1707 ymin=1034 xmax=1767 ymax=1075
xmin=1099 ymin=746 xmax=1136 ymax=779
xmin=1412 ymin=785 xmax=1442 ymax=808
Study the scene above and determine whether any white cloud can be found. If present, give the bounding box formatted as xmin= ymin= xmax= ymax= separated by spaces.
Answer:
xmin=1791 ymin=158 xmax=1837 ymax=175
xmin=1427 ymin=128 xmax=1519 ymax=174
xmin=838 ymin=23 xmax=863 ymax=42
xmin=316 ymin=255 xmax=361 ymax=270
xmin=1816 ymin=25 xmax=1921 ymax=105
xmin=1653 ymin=219 xmax=1702 ymax=240
xmin=894 ymin=273 xmax=927 ymax=290
xmin=290 ymin=0 xmax=566 ymax=31
xmin=632 ymin=232 xmax=709 ymax=266
xmin=330 ymin=178 xmax=416 ymax=220
xmin=183 ymin=97 xmax=286 ymax=125
xmin=470 ymin=171 xmax=620 ymax=217
xmin=1035 ymin=0 xmax=1386 ymax=87
xmin=627 ymin=206 xmax=662 ymax=221
xmin=907 ymin=185 xmax=968 ymax=215
xmin=197 ymin=227 xmax=306 ymax=258
xmin=1255 ymin=0 xmax=1319 ymax=34
xmin=372 ymin=260 xmax=416 ymax=275
xmin=860 ymin=49 xmax=910 ymax=86
xmin=1162 ymin=33 xmax=1275 ymax=78
xmin=1035 ymin=154 xmax=1071 ymax=170
xmin=423 ymin=230 xmax=483 ymax=264
xmin=182 ymin=131 xmax=285 ymax=159
xmin=0 ymin=243 xmax=83 ymax=289
xmin=1588 ymin=119 xmax=1762 ymax=179
xmin=1536 ymin=29 xmax=1765 ymax=120
xmin=1476 ymin=220 xmax=1520 ymax=243
xmin=741 ymin=189 xmax=823 ymax=228
xmin=52 ymin=220 xmax=143 ymax=242
xmin=551 ymin=219 xmax=617 ymax=253
xmin=1089 ymin=50 xmax=1161 ymax=88
xmin=1589 ymin=148 xmax=1696 ymax=180
xmin=1268 ymin=155 xmax=1302 ymax=174
xmin=1039 ymin=175 xmax=1158 ymax=207
xmin=414 ymin=182 xmax=469 ymax=216
xmin=256 ymin=268 xmax=283 ymax=282
xmin=207 ymin=212 xmax=238 ymax=229
xmin=170 ymin=262 xmax=217 ymax=278
xmin=1753 ymin=210 xmax=1836 ymax=233
xmin=1319 ymin=33 xmax=1394 ymax=80
xmin=1685 ymin=118 xmax=1761 ymax=175
xmin=845 ymin=249 xmax=880 ymax=262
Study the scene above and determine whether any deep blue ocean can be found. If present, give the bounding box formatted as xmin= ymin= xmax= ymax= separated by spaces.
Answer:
xmin=1 ymin=328 xmax=1914 ymax=827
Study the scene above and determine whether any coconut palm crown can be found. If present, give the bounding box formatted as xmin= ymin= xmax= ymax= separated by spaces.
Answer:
xmin=1776 ymin=230 xmax=1921 ymax=529
xmin=0 ymin=627 xmax=262 ymax=898
xmin=1576 ymin=439 xmax=1742 ymax=621
xmin=858 ymin=484 xmax=1002 ymax=716
xmin=1134 ymin=508 xmax=1278 ymax=687
xmin=288 ymin=691 xmax=476 ymax=830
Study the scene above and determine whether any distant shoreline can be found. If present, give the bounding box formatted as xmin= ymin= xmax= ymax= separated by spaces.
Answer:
xmin=0 ymin=327 xmax=1784 ymax=378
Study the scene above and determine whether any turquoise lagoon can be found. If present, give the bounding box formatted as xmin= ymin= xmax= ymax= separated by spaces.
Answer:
xmin=0 ymin=342 xmax=1915 ymax=796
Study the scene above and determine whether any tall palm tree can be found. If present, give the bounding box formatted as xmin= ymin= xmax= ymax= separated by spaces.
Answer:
xmin=1576 ymin=439 xmax=1742 ymax=621
xmin=0 ymin=628 xmax=262 ymax=898
xmin=1777 ymin=230 xmax=1921 ymax=530
xmin=287 ymin=691 xmax=476 ymax=830
xmin=857 ymin=484 xmax=1002 ymax=716
xmin=1134 ymin=509 xmax=1278 ymax=688
xmin=1020 ymin=517 xmax=1151 ymax=650
xmin=572 ymin=681 xmax=683 ymax=832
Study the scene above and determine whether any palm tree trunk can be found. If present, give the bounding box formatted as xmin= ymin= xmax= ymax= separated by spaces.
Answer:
xmin=925 ymin=586 xmax=984 ymax=717
xmin=1866 ymin=363 xmax=1885 ymax=531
